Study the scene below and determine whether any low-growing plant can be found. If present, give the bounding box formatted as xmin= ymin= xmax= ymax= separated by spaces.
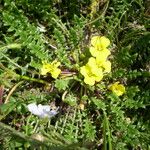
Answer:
xmin=0 ymin=0 xmax=149 ymax=149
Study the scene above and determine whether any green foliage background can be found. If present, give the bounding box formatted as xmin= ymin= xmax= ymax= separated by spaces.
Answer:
xmin=0 ymin=0 xmax=150 ymax=149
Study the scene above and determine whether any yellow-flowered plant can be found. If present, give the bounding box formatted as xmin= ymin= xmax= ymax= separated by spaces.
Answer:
xmin=80 ymin=36 xmax=111 ymax=85
xmin=109 ymin=82 xmax=125 ymax=96
xmin=90 ymin=36 xmax=110 ymax=57
xmin=41 ymin=60 xmax=61 ymax=79
xmin=80 ymin=57 xmax=103 ymax=85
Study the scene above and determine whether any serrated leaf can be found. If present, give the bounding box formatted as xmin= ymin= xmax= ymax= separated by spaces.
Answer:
xmin=55 ymin=79 xmax=69 ymax=91
xmin=63 ymin=93 xmax=77 ymax=106
xmin=91 ymin=97 xmax=106 ymax=110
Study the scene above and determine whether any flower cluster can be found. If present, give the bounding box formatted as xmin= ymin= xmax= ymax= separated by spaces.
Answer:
xmin=80 ymin=36 xmax=111 ymax=85
xmin=109 ymin=82 xmax=125 ymax=96
xmin=41 ymin=60 xmax=61 ymax=79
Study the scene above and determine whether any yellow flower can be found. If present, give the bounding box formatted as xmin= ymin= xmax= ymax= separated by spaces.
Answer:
xmin=51 ymin=67 xmax=61 ymax=79
xmin=80 ymin=36 xmax=111 ymax=85
xmin=90 ymin=36 xmax=111 ymax=58
xmin=87 ymin=57 xmax=103 ymax=82
xmin=50 ymin=60 xmax=61 ymax=79
xmin=41 ymin=62 xmax=51 ymax=75
xmin=41 ymin=60 xmax=61 ymax=79
xmin=80 ymin=66 xmax=103 ymax=86
xmin=87 ymin=57 xmax=99 ymax=73
xmin=91 ymin=56 xmax=111 ymax=73
xmin=89 ymin=47 xmax=111 ymax=59
xmin=91 ymin=36 xmax=110 ymax=50
xmin=91 ymin=48 xmax=111 ymax=62
xmin=80 ymin=58 xmax=103 ymax=85
xmin=109 ymin=82 xmax=125 ymax=96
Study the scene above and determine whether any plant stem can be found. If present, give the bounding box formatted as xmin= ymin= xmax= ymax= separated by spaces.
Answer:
xmin=0 ymin=52 xmax=23 ymax=69
xmin=5 ymin=81 xmax=24 ymax=103
xmin=0 ymin=43 xmax=21 ymax=51
xmin=103 ymin=111 xmax=112 ymax=150
xmin=0 ymin=63 xmax=49 ymax=85
xmin=19 ymin=75 xmax=49 ymax=85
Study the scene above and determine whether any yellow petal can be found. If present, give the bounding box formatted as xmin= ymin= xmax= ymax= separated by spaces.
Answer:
xmin=80 ymin=66 xmax=88 ymax=76
xmin=94 ymin=74 xmax=103 ymax=82
xmin=52 ymin=60 xmax=61 ymax=67
xmin=41 ymin=68 xmax=49 ymax=75
xmin=87 ymin=57 xmax=98 ymax=72
xmin=41 ymin=63 xmax=51 ymax=75
xmin=116 ymin=84 xmax=126 ymax=96
xmin=87 ymin=57 xmax=99 ymax=74
xmin=109 ymin=82 xmax=119 ymax=90
xmin=96 ymin=49 xmax=111 ymax=64
xmin=89 ymin=46 xmax=100 ymax=57
xmin=91 ymin=36 xmax=110 ymax=50
xmin=40 ymin=60 xmax=61 ymax=78
xmin=91 ymin=36 xmax=101 ymax=47
xmin=51 ymin=68 xmax=61 ymax=79
xmin=84 ymin=76 xmax=95 ymax=86
xmin=102 ymin=61 xmax=111 ymax=73
xmin=88 ymin=57 xmax=96 ymax=67
xmin=94 ymin=68 xmax=103 ymax=82
xmin=109 ymin=82 xmax=125 ymax=96
xmin=100 ymin=36 xmax=110 ymax=49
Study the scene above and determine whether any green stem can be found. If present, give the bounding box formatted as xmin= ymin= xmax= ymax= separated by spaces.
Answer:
xmin=103 ymin=112 xmax=107 ymax=150
xmin=0 ymin=43 xmax=21 ymax=51
xmin=0 ymin=63 xmax=49 ymax=85
xmin=52 ymin=18 xmax=70 ymax=36
xmin=0 ymin=52 xmax=23 ymax=69
xmin=103 ymin=111 xmax=112 ymax=150
xmin=0 ymin=122 xmax=52 ymax=148
xmin=85 ymin=0 xmax=110 ymax=26
xmin=19 ymin=75 xmax=49 ymax=85
xmin=5 ymin=81 xmax=24 ymax=103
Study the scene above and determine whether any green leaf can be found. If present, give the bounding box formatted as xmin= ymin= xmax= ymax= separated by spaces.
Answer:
xmin=91 ymin=97 xmax=106 ymax=110
xmin=63 ymin=93 xmax=77 ymax=106
xmin=83 ymin=119 xmax=96 ymax=141
xmin=55 ymin=79 xmax=69 ymax=91
xmin=0 ymin=100 xmax=17 ymax=120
